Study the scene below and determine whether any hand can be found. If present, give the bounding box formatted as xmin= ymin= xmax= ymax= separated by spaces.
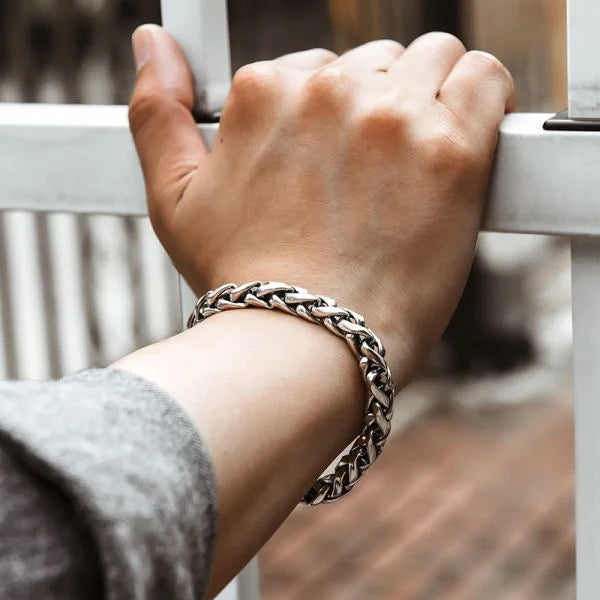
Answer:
xmin=129 ymin=25 xmax=515 ymax=384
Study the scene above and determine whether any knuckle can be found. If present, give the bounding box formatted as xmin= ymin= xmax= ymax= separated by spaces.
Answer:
xmin=355 ymin=102 xmax=411 ymax=148
xmin=231 ymin=62 xmax=281 ymax=99
xmin=466 ymin=50 xmax=507 ymax=81
xmin=226 ymin=62 xmax=282 ymax=123
xmin=417 ymin=31 xmax=466 ymax=53
xmin=421 ymin=123 xmax=478 ymax=172
xmin=302 ymin=67 xmax=351 ymax=106
xmin=378 ymin=38 xmax=405 ymax=52
xmin=309 ymin=47 xmax=338 ymax=62
xmin=362 ymin=38 xmax=404 ymax=56
xmin=276 ymin=48 xmax=337 ymax=69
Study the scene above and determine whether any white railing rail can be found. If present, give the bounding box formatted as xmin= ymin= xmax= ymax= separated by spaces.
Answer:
xmin=1 ymin=107 xmax=600 ymax=236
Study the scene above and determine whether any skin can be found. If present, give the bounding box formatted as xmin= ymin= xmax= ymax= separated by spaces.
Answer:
xmin=114 ymin=24 xmax=515 ymax=598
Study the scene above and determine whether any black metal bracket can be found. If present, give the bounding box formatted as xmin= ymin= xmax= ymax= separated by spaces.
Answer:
xmin=193 ymin=109 xmax=221 ymax=124
xmin=198 ymin=108 xmax=600 ymax=130
xmin=544 ymin=109 xmax=600 ymax=131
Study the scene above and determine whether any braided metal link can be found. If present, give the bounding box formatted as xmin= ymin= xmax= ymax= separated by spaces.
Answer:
xmin=187 ymin=281 xmax=395 ymax=505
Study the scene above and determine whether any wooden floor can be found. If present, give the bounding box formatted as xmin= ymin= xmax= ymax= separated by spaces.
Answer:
xmin=260 ymin=398 xmax=574 ymax=600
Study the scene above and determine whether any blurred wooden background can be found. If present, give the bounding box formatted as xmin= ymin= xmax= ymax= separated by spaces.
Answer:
xmin=327 ymin=0 xmax=566 ymax=110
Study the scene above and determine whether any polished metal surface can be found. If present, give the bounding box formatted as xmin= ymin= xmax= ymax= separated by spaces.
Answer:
xmin=187 ymin=281 xmax=395 ymax=505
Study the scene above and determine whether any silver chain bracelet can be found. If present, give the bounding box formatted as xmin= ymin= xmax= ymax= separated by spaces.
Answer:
xmin=187 ymin=281 xmax=395 ymax=505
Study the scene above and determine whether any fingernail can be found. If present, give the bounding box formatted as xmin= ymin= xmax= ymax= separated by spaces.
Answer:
xmin=132 ymin=24 xmax=160 ymax=71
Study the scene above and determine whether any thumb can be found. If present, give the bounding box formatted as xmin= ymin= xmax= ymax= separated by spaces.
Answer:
xmin=129 ymin=24 xmax=206 ymax=230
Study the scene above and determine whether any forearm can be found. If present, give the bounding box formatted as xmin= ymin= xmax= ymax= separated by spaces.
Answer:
xmin=113 ymin=309 xmax=364 ymax=597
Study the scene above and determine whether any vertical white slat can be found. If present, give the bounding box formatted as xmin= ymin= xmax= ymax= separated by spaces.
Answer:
xmin=568 ymin=0 xmax=600 ymax=118
xmin=569 ymin=0 xmax=600 ymax=597
xmin=0 ymin=215 xmax=17 ymax=380
xmin=571 ymin=237 xmax=600 ymax=599
xmin=135 ymin=218 xmax=180 ymax=344
xmin=47 ymin=213 xmax=91 ymax=375
xmin=2 ymin=212 xmax=52 ymax=380
xmin=0 ymin=251 xmax=10 ymax=380
xmin=87 ymin=215 xmax=138 ymax=364
xmin=215 ymin=561 xmax=261 ymax=600
xmin=160 ymin=0 xmax=231 ymax=114
xmin=36 ymin=79 xmax=87 ymax=378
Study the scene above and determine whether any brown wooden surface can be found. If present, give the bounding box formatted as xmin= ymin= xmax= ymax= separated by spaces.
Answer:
xmin=328 ymin=0 xmax=423 ymax=51
xmin=261 ymin=399 xmax=575 ymax=599
xmin=327 ymin=0 xmax=567 ymax=111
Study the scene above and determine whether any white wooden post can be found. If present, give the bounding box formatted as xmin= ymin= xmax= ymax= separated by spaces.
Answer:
xmin=567 ymin=0 xmax=600 ymax=119
xmin=159 ymin=0 xmax=231 ymax=114
xmin=568 ymin=0 xmax=600 ymax=597
xmin=572 ymin=238 xmax=600 ymax=598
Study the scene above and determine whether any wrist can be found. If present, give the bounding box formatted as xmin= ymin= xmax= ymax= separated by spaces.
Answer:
xmin=117 ymin=307 xmax=365 ymax=454
xmin=195 ymin=261 xmax=416 ymax=385
xmin=193 ymin=308 xmax=366 ymax=441
xmin=186 ymin=280 xmax=400 ymax=504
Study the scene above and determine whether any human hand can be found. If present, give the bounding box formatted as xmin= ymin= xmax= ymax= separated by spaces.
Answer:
xmin=129 ymin=25 xmax=515 ymax=383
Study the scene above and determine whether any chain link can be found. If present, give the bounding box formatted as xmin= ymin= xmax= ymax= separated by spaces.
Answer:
xmin=187 ymin=281 xmax=395 ymax=505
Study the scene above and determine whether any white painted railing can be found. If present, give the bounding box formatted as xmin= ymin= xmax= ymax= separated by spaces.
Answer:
xmin=1 ymin=0 xmax=599 ymax=598
xmin=1 ymin=107 xmax=599 ymax=235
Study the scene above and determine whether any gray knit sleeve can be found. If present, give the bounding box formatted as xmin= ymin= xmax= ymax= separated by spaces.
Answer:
xmin=0 ymin=368 xmax=218 ymax=600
